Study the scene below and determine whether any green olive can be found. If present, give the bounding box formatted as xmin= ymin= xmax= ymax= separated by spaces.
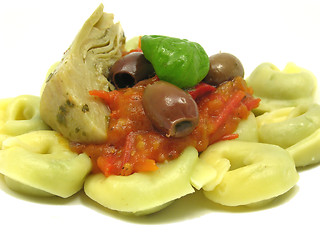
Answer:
xmin=203 ymin=53 xmax=244 ymax=86
xmin=142 ymin=81 xmax=199 ymax=138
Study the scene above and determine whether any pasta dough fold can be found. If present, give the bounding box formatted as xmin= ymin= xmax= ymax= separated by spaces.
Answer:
xmin=200 ymin=141 xmax=299 ymax=206
xmin=257 ymin=104 xmax=320 ymax=166
xmin=191 ymin=113 xmax=258 ymax=191
xmin=246 ymin=62 xmax=317 ymax=114
xmin=0 ymin=130 xmax=92 ymax=198
xmin=84 ymin=146 xmax=198 ymax=215
xmin=0 ymin=95 xmax=50 ymax=148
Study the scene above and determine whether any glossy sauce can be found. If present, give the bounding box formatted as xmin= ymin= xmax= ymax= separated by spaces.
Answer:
xmin=71 ymin=77 xmax=260 ymax=176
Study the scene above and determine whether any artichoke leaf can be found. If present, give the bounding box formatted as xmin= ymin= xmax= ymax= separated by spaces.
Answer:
xmin=40 ymin=4 xmax=125 ymax=143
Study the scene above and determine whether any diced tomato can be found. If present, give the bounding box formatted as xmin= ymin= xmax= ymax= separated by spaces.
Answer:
xmin=71 ymin=77 xmax=260 ymax=177
xmin=188 ymin=83 xmax=216 ymax=100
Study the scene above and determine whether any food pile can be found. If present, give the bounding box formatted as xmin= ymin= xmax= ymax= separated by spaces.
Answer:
xmin=0 ymin=4 xmax=319 ymax=215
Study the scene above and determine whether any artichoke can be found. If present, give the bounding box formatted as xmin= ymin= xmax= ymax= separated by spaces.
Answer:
xmin=40 ymin=4 xmax=125 ymax=143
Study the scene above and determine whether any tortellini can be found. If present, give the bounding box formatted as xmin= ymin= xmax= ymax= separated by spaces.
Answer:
xmin=84 ymin=146 xmax=198 ymax=215
xmin=124 ymin=36 xmax=141 ymax=52
xmin=3 ymin=175 xmax=54 ymax=197
xmin=233 ymin=112 xmax=259 ymax=142
xmin=0 ymin=95 xmax=50 ymax=148
xmin=198 ymin=140 xmax=299 ymax=206
xmin=191 ymin=112 xmax=259 ymax=191
xmin=287 ymin=128 xmax=320 ymax=167
xmin=0 ymin=130 xmax=92 ymax=198
xmin=256 ymin=104 xmax=320 ymax=167
xmin=246 ymin=62 xmax=317 ymax=114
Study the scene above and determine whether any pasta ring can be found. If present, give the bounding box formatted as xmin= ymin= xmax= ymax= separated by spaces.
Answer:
xmin=191 ymin=112 xmax=258 ymax=191
xmin=0 ymin=95 xmax=50 ymax=148
xmin=200 ymin=140 xmax=299 ymax=206
xmin=84 ymin=146 xmax=198 ymax=215
xmin=0 ymin=130 xmax=92 ymax=198
xmin=257 ymin=104 xmax=320 ymax=148
xmin=257 ymin=104 xmax=320 ymax=166
xmin=246 ymin=62 xmax=317 ymax=114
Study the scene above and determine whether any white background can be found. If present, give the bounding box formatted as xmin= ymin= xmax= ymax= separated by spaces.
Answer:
xmin=0 ymin=0 xmax=320 ymax=239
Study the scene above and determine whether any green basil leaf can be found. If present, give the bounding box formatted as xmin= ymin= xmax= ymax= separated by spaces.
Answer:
xmin=141 ymin=35 xmax=209 ymax=88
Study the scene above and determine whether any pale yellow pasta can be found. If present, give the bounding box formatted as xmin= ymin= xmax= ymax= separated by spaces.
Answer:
xmin=0 ymin=95 xmax=50 ymax=148
xmin=0 ymin=130 xmax=92 ymax=198
xmin=257 ymin=104 xmax=320 ymax=148
xmin=287 ymin=128 xmax=320 ymax=167
xmin=256 ymin=104 xmax=320 ymax=166
xmin=124 ymin=36 xmax=140 ymax=52
xmin=191 ymin=150 xmax=230 ymax=191
xmin=3 ymin=176 xmax=53 ymax=197
xmin=200 ymin=140 xmax=299 ymax=206
xmin=191 ymin=112 xmax=258 ymax=191
xmin=84 ymin=146 xmax=198 ymax=215
xmin=233 ymin=112 xmax=259 ymax=142
xmin=246 ymin=62 xmax=317 ymax=114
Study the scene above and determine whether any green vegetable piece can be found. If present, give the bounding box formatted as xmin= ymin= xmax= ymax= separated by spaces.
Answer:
xmin=141 ymin=35 xmax=209 ymax=88
xmin=40 ymin=4 xmax=125 ymax=143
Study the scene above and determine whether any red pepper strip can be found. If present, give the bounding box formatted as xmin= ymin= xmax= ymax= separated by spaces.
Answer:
xmin=122 ymin=132 xmax=136 ymax=165
xmin=123 ymin=48 xmax=143 ymax=56
xmin=243 ymin=96 xmax=261 ymax=111
xmin=188 ymin=83 xmax=216 ymax=100
xmin=97 ymin=133 xmax=136 ymax=177
xmin=221 ymin=133 xmax=239 ymax=141
xmin=213 ymin=90 xmax=246 ymax=132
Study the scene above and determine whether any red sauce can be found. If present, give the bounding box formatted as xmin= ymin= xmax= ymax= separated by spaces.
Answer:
xmin=71 ymin=77 xmax=260 ymax=177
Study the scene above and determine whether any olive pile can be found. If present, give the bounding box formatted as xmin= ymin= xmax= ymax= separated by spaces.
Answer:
xmin=107 ymin=36 xmax=244 ymax=138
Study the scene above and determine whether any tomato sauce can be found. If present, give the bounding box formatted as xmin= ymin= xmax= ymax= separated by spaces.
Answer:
xmin=71 ymin=77 xmax=260 ymax=177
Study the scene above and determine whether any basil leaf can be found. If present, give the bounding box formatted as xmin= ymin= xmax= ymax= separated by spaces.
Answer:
xmin=141 ymin=35 xmax=209 ymax=88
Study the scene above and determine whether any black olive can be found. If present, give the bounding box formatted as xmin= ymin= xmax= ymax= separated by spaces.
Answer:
xmin=108 ymin=52 xmax=155 ymax=88
xmin=142 ymin=81 xmax=199 ymax=138
xmin=203 ymin=53 xmax=244 ymax=87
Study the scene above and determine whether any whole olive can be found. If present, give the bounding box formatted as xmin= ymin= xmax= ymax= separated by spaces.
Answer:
xmin=108 ymin=52 xmax=155 ymax=88
xmin=203 ymin=52 xmax=244 ymax=86
xmin=142 ymin=81 xmax=199 ymax=138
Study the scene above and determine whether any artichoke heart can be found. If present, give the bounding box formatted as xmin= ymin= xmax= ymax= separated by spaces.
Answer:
xmin=40 ymin=4 xmax=125 ymax=143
